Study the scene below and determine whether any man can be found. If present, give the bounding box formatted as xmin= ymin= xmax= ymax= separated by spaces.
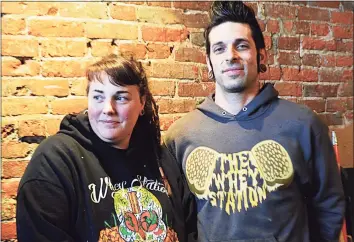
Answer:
xmin=164 ymin=1 xmax=345 ymax=242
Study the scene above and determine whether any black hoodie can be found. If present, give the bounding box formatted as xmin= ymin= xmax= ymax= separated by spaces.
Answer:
xmin=164 ymin=83 xmax=345 ymax=242
xmin=16 ymin=112 xmax=197 ymax=242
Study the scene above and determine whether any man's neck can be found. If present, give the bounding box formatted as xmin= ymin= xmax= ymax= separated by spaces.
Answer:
xmin=214 ymin=81 xmax=260 ymax=115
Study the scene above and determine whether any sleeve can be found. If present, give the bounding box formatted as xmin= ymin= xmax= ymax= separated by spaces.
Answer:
xmin=160 ymin=144 xmax=198 ymax=242
xmin=17 ymin=180 xmax=76 ymax=242
xmin=307 ymin=122 xmax=345 ymax=242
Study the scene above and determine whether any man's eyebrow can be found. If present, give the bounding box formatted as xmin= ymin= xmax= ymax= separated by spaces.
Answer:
xmin=212 ymin=38 xmax=250 ymax=48
xmin=92 ymin=90 xmax=130 ymax=95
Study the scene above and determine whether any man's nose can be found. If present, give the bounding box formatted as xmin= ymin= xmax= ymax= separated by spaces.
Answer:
xmin=226 ymin=46 xmax=240 ymax=62
xmin=102 ymin=99 xmax=115 ymax=114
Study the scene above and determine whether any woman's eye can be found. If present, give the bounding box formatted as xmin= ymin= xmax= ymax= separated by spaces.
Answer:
xmin=93 ymin=95 xmax=104 ymax=102
xmin=115 ymin=96 xmax=128 ymax=102
xmin=213 ymin=47 xmax=224 ymax=53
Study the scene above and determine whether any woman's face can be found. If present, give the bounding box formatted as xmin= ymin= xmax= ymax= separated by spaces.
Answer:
xmin=87 ymin=72 xmax=145 ymax=149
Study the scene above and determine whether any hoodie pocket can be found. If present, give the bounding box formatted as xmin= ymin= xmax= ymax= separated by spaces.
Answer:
xmin=210 ymin=236 xmax=278 ymax=242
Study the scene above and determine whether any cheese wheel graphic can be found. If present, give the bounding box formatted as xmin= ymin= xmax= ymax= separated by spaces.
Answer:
xmin=250 ymin=140 xmax=294 ymax=190
xmin=185 ymin=147 xmax=218 ymax=196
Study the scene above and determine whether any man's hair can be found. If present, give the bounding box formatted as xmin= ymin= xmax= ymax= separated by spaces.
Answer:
xmin=86 ymin=54 xmax=161 ymax=160
xmin=205 ymin=1 xmax=266 ymax=71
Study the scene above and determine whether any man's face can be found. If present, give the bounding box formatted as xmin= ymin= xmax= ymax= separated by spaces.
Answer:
xmin=207 ymin=21 xmax=259 ymax=93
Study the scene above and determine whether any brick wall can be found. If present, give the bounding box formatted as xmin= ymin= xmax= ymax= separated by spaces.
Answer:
xmin=1 ymin=1 xmax=353 ymax=240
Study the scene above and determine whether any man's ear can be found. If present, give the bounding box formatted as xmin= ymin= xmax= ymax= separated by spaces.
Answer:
xmin=258 ymin=48 xmax=267 ymax=65
xmin=206 ymin=55 xmax=212 ymax=72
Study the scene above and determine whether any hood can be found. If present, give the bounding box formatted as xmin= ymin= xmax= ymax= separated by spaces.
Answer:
xmin=197 ymin=83 xmax=279 ymax=121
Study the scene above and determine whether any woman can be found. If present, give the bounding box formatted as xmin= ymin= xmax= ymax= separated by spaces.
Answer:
xmin=16 ymin=54 xmax=197 ymax=242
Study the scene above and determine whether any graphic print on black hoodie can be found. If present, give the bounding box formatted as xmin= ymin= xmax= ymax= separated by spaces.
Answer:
xmin=16 ymin=113 xmax=186 ymax=242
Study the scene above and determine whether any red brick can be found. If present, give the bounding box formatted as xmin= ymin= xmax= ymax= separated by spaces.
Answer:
xmin=191 ymin=32 xmax=205 ymax=47
xmin=71 ymin=78 xmax=87 ymax=96
xmin=298 ymin=7 xmax=330 ymax=21
xmin=150 ymin=62 xmax=198 ymax=79
xmin=318 ymin=113 xmax=343 ymax=126
xmin=91 ymin=41 xmax=117 ymax=57
xmin=257 ymin=20 xmax=266 ymax=32
xmin=2 ymin=57 xmax=40 ymax=77
xmin=267 ymin=51 xmax=276 ymax=65
xmin=277 ymin=51 xmax=301 ymax=65
xmin=149 ymin=79 xmax=175 ymax=96
xmin=278 ymin=37 xmax=299 ymax=50
xmin=302 ymin=54 xmax=321 ymax=67
xmin=327 ymin=98 xmax=352 ymax=112
xmin=303 ymin=84 xmax=339 ymax=97
xmin=1 ymin=180 xmax=20 ymax=199
xmin=110 ymin=3 xmax=136 ymax=21
xmin=51 ymin=97 xmax=88 ymax=115
xmin=2 ymin=161 xmax=29 ymax=179
xmin=2 ymin=79 xmax=70 ymax=97
xmin=1 ymin=2 xmax=58 ymax=15
xmin=159 ymin=115 xmax=174 ymax=131
xmin=309 ymin=1 xmax=340 ymax=8
xmin=29 ymin=18 xmax=85 ymax=37
xmin=259 ymin=67 xmax=281 ymax=80
xmin=1 ymin=141 xmax=33 ymax=159
xmin=333 ymin=26 xmax=353 ymax=39
xmin=321 ymin=55 xmax=336 ymax=67
xmin=338 ymin=81 xmax=353 ymax=97
xmin=1 ymin=222 xmax=16 ymax=240
xmin=57 ymin=2 xmax=107 ymax=19
xmin=336 ymin=40 xmax=353 ymax=52
xmin=336 ymin=56 xmax=353 ymax=67
xmin=282 ymin=68 xmax=318 ymax=82
xmin=331 ymin=11 xmax=354 ymax=25
xmin=297 ymin=99 xmax=326 ymax=113
xmin=183 ymin=13 xmax=210 ymax=28
xmin=343 ymin=70 xmax=353 ymax=81
xmin=86 ymin=21 xmax=138 ymax=39
xmin=45 ymin=117 xmax=63 ymax=136
xmin=264 ymin=35 xmax=272 ymax=50
xmin=294 ymin=21 xmax=310 ymax=34
xmin=344 ymin=111 xmax=353 ymax=125
xmin=2 ymin=36 xmax=39 ymax=57
xmin=147 ymin=2 xmax=171 ymax=7
xmin=137 ymin=7 xmax=183 ymax=24
xmin=319 ymin=69 xmax=344 ymax=83
xmin=1 ymin=15 xmax=26 ymax=35
xmin=173 ymin=1 xmax=211 ymax=11
xmin=118 ymin=43 xmax=146 ymax=59
xmin=146 ymin=43 xmax=171 ymax=59
xmin=283 ymin=21 xmax=294 ymax=34
xmin=310 ymin=23 xmax=330 ymax=36
xmin=157 ymin=99 xmax=196 ymax=114
xmin=274 ymin=82 xmax=302 ymax=96
xmin=1 ymin=120 xmax=17 ymax=140
xmin=1 ymin=197 xmax=16 ymax=220
xmin=142 ymin=26 xmax=188 ymax=42
xmin=18 ymin=119 xmax=46 ymax=137
xmin=2 ymin=97 xmax=48 ymax=116
xmin=41 ymin=39 xmax=87 ymax=57
xmin=266 ymin=20 xmax=279 ymax=33
xmin=264 ymin=4 xmax=297 ymax=19
xmin=175 ymin=47 xmax=206 ymax=63
xmin=302 ymin=37 xmax=336 ymax=51
xmin=178 ymin=82 xmax=214 ymax=97
xmin=42 ymin=60 xmax=90 ymax=77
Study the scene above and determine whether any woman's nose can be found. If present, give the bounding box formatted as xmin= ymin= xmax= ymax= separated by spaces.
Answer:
xmin=102 ymin=100 xmax=115 ymax=114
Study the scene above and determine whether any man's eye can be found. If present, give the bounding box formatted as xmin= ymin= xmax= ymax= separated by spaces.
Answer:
xmin=213 ymin=46 xmax=224 ymax=53
xmin=237 ymin=44 xmax=249 ymax=50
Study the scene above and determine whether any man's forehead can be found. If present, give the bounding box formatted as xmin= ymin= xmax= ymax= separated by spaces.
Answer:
xmin=209 ymin=21 xmax=253 ymax=44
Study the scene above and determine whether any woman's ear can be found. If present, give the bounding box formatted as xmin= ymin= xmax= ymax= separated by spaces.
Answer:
xmin=206 ymin=55 xmax=212 ymax=72
xmin=140 ymin=95 xmax=146 ymax=109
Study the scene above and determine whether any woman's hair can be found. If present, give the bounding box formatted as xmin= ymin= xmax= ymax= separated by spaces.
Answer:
xmin=86 ymin=54 xmax=161 ymax=160
xmin=204 ymin=1 xmax=265 ymax=72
